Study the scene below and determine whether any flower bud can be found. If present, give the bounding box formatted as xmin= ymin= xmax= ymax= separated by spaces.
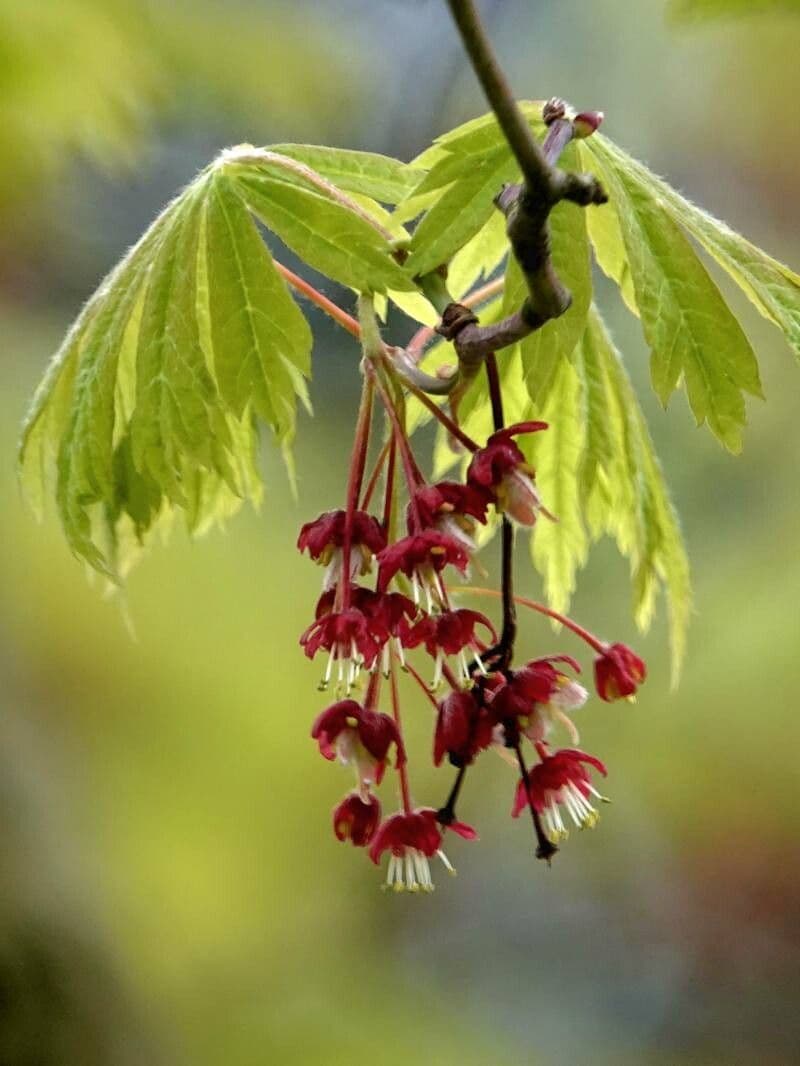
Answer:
xmin=594 ymin=643 xmax=646 ymax=701
xmin=572 ymin=111 xmax=604 ymax=139
xmin=333 ymin=792 xmax=381 ymax=847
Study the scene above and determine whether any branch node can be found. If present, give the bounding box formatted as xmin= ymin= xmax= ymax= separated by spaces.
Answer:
xmin=435 ymin=303 xmax=480 ymax=342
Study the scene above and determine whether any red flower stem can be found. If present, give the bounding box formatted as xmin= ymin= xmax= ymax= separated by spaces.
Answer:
xmin=514 ymin=742 xmax=557 ymax=862
xmin=360 ymin=437 xmax=391 ymax=511
xmin=485 ymin=351 xmax=505 ymax=429
xmin=402 ymin=659 xmax=439 ymax=710
xmin=364 ymin=666 xmax=382 ymax=711
xmin=407 ymin=276 xmax=505 ymax=360
xmin=389 ymin=652 xmax=413 ymax=815
xmin=340 ymin=377 xmax=375 ymax=611
xmin=438 ymin=763 xmax=468 ymax=825
xmin=381 ymin=436 xmax=397 ymax=536
xmin=485 ymin=352 xmax=516 ymax=670
xmin=372 ymin=369 xmax=424 ymax=528
xmin=456 ymin=586 xmax=606 ymax=654
xmin=272 ymin=265 xmax=478 ymax=461
xmin=274 ymin=261 xmax=361 ymax=339
xmin=401 ymin=379 xmax=479 ymax=453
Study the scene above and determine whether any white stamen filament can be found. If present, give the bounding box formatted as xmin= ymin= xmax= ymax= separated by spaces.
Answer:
xmin=547 ymin=782 xmax=600 ymax=834
xmin=381 ymin=848 xmax=441 ymax=893
xmin=437 ymin=516 xmax=475 ymax=553
xmin=434 ymin=570 xmax=447 ymax=606
xmin=554 ymin=708 xmax=580 ymax=745
xmin=322 ymin=554 xmax=340 ymax=592
xmin=424 ymin=579 xmax=435 ymax=615
xmin=432 ymin=651 xmax=444 ymax=689
xmin=411 ymin=572 xmax=420 ymax=606
xmin=322 ymin=646 xmax=336 ymax=689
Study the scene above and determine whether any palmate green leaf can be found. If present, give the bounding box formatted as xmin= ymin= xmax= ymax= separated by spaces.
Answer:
xmin=204 ymin=173 xmax=312 ymax=433
xmin=418 ymin=301 xmax=691 ymax=679
xmin=19 ymin=148 xmax=349 ymax=576
xmin=399 ymin=102 xmax=549 ymax=273
xmin=269 ymin=144 xmax=423 ymax=204
xmin=528 ymin=310 xmax=690 ymax=678
xmin=20 ymin=139 xmax=431 ymax=577
xmin=406 ymin=106 xmax=799 ymax=457
xmin=129 ymin=182 xmax=223 ymax=501
xmin=583 ymin=136 xmax=762 ymax=453
xmin=228 ymin=150 xmax=414 ymax=293
xmin=583 ymin=137 xmax=800 ymax=359
xmin=411 ymin=100 xmax=548 ymax=169
xmin=447 ymin=209 xmax=508 ymax=300
xmin=583 ymin=170 xmax=638 ymax=315
xmin=405 ymin=147 xmax=519 ymax=277
xmin=525 ymin=358 xmax=588 ymax=614
xmin=400 ymin=101 xmax=800 ymax=672
xmin=51 ymin=201 xmax=180 ymax=571
xmin=577 ymin=307 xmax=691 ymax=680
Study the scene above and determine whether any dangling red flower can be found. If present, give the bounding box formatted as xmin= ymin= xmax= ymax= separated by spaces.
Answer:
xmin=405 ymin=608 xmax=496 ymax=684
xmin=512 ymin=745 xmax=608 ymax=842
xmin=466 ymin=421 xmax=549 ymax=526
xmin=377 ymin=529 xmax=470 ymax=607
xmin=300 ymin=607 xmax=383 ymax=690
xmin=594 ymin=643 xmax=646 ymax=701
xmin=410 ymin=481 xmax=490 ymax=552
xmin=332 ymin=792 xmax=381 ymax=846
xmin=354 ymin=588 xmax=419 ymax=658
xmin=490 ymin=656 xmax=587 ymax=742
xmin=311 ymin=699 xmax=405 ymax=786
xmin=433 ymin=687 xmax=496 ymax=767
xmin=298 ymin=510 xmax=386 ymax=590
xmin=369 ymin=807 xmax=476 ymax=892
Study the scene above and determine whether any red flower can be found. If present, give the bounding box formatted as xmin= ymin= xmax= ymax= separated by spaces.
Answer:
xmin=433 ymin=688 xmax=496 ymax=767
xmin=410 ymin=481 xmax=490 ymax=552
xmin=466 ymin=421 xmax=549 ymax=526
xmin=594 ymin=643 xmax=647 ymax=701
xmin=369 ymin=807 xmax=476 ymax=892
xmin=332 ymin=792 xmax=381 ymax=847
xmin=377 ymin=530 xmax=470 ymax=606
xmin=512 ymin=746 xmax=608 ymax=842
xmin=354 ymin=589 xmax=418 ymax=648
xmin=300 ymin=607 xmax=383 ymax=689
xmin=490 ymin=656 xmax=588 ymax=745
xmin=298 ymin=510 xmax=386 ymax=590
xmin=311 ymin=699 xmax=405 ymax=786
xmin=406 ymin=608 xmax=496 ymax=684
xmin=490 ymin=655 xmax=582 ymax=712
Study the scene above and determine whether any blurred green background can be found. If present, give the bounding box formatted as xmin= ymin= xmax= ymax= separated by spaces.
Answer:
xmin=2 ymin=2 xmax=799 ymax=1063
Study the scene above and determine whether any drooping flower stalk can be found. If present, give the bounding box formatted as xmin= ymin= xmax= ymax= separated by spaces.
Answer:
xmin=298 ymin=294 xmax=647 ymax=891
xmin=360 ymin=437 xmax=391 ymax=511
xmin=388 ymin=651 xmax=412 ymax=816
xmin=339 ymin=376 xmax=374 ymax=613
xmin=457 ymin=586 xmax=607 ymax=654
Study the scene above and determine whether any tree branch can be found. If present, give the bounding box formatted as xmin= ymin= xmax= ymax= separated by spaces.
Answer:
xmin=440 ymin=1 xmax=607 ymax=369
xmin=443 ymin=0 xmax=554 ymax=198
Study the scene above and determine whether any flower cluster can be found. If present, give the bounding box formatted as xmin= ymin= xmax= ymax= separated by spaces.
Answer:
xmin=298 ymin=366 xmax=647 ymax=893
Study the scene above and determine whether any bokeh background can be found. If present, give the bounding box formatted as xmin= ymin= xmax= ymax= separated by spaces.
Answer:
xmin=2 ymin=1 xmax=799 ymax=1063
